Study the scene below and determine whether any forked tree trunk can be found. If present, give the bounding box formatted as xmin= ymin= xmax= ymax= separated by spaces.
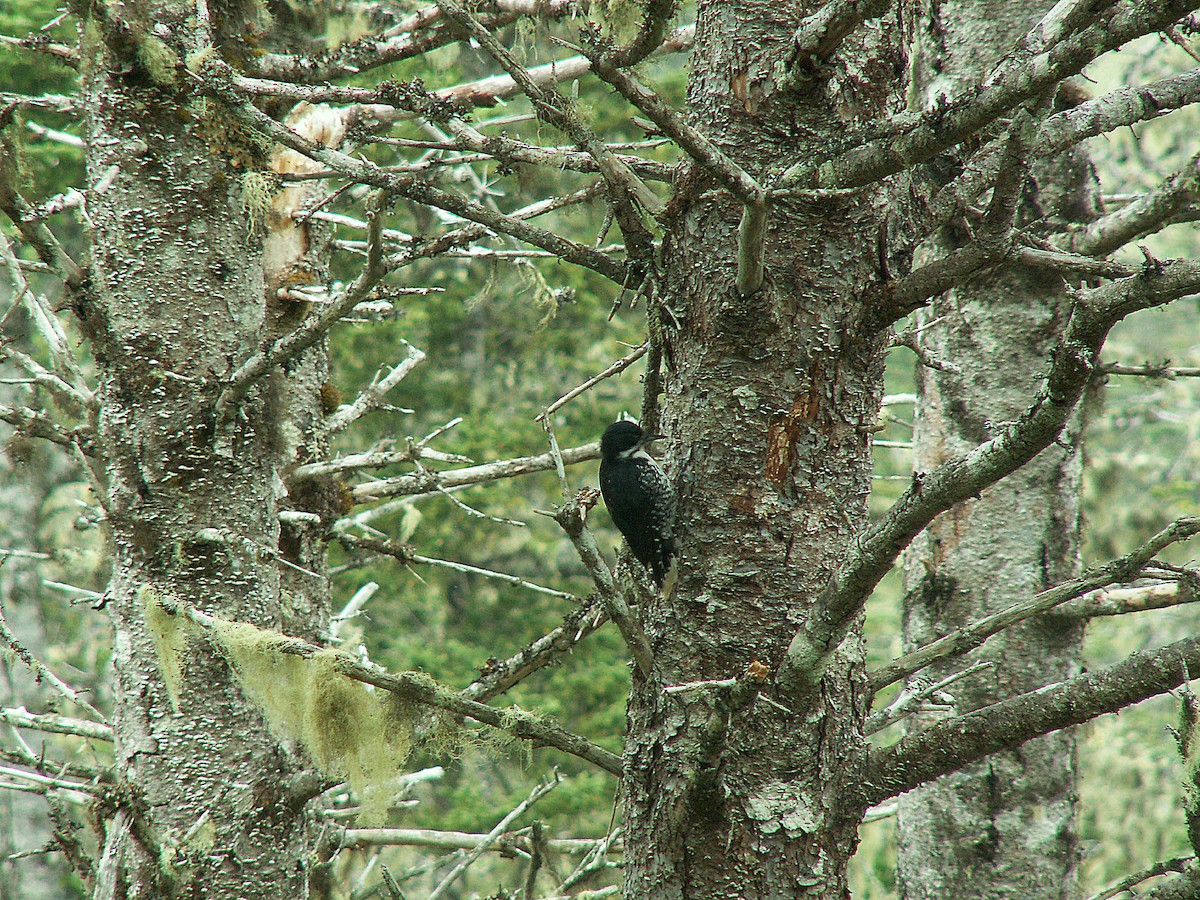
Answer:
xmin=80 ymin=5 xmax=327 ymax=896
xmin=897 ymin=1 xmax=1100 ymax=897
xmin=620 ymin=1 xmax=901 ymax=896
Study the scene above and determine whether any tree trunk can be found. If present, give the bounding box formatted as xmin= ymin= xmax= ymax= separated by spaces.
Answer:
xmin=80 ymin=5 xmax=324 ymax=896
xmin=896 ymin=2 xmax=1100 ymax=897
xmin=621 ymin=2 xmax=900 ymax=896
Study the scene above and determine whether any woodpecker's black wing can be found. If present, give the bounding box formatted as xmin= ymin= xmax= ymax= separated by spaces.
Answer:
xmin=599 ymin=422 xmax=675 ymax=585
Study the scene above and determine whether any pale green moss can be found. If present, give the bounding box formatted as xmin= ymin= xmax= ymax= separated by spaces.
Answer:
xmin=142 ymin=586 xmax=186 ymax=712
xmin=595 ymin=0 xmax=644 ymax=42
xmin=395 ymin=505 xmax=422 ymax=543
xmin=138 ymin=35 xmax=180 ymax=86
xmin=206 ymin=620 xmax=414 ymax=826
xmin=140 ymin=589 xmax=536 ymax=824
xmin=184 ymin=45 xmax=219 ymax=74
xmin=494 ymin=706 xmax=537 ymax=768
xmin=240 ymin=171 xmax=279 ymax=231
xmin=186 ymin=816 xmax=217 ymax=853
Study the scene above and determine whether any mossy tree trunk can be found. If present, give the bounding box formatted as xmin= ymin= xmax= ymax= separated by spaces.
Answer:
xmin=80 ymin=4 xmax=329 ymax=896
xmin=896 ymin=1 xmax=1100 ymax=897
xmin=620 ymin=1 xmax=900 ymax=896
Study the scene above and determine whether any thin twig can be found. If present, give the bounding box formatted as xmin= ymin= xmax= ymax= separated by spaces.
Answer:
xmin=0 ymin=706 xmax=112 ymax=742
xmin=0 ymin=603 xmax=106 ymax=723
xmin=348 ymin=441 xmax=600 ymax=504
xmin=1082 ymin=856 xmax=1195 ymax=900
xmin=426 ymin=773 xmax=561 ymax=900
xmin=411 ymin=553 xmax=575 ymax=600
xmin=868 ymin=516 xmax=1200 ymax=694
xmin=325 ymin=342 xmax=426 ymax=435
xmin=539 ymin=342 xmax=649 ymax=422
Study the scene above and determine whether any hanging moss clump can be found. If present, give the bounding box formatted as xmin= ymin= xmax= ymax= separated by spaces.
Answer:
xmin=143 ymin=586 xmax=187 ymax=712
xmin=142 ymin=590 xmax=416 ymax=825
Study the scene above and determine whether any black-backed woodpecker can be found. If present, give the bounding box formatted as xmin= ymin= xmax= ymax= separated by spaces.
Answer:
xmin=599 ymin=420 xmax=675 ymax=586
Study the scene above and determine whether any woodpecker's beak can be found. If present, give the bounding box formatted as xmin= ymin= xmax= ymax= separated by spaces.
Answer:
xmin=636 ymin=432 xmax=665 ymax=450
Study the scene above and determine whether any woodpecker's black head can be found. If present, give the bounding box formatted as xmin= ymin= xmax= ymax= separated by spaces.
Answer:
xmin=600 ymin=420 xmax=660 ymax=460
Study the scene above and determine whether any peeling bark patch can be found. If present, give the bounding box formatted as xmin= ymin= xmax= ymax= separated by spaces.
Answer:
xmin=766 ymin=387 xmax=818 ymax=487
xmin=731 ymin=68 xmax=757 ymax=115
xmin=745 ymin=780 xmax=819 ymax=836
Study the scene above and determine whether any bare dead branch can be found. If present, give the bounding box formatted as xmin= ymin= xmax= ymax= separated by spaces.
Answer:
xmin=336 ymin=532 xmax=574 ymax=599
xmin=547 ymin=489 xmax=654 ymax=678
xmin=1137 ymin=861 xmax=1200 ymax=900
xmin=865 ymin=661 xmax=993 ymax=735
xmin=462 ymin=596 xmax=609 ymax=703
xmin=0 ymin=131 xmax=84 ymax=289
xmin=325 ymin=342 xmax=426 ymax=436
xmin=162 ymin=598 xmax=624 ymax=776
xmin=427 ymin=773 xmax=561 ymax=899
xmin=780 ymin=0 xmax=1197 ymax=191
xmin=1059 ymin=580 xmax=1197 ymax=617
xmin=0 ymin=405 xmax=91 ymax=452
xmin=426 ymin=118 xmax=674 ymax=182
xmin=1083 ymin=856 xmax=1196 ymax=900
xmin=1060 ymin=151 xmax=1200 ymax=257
xmin=435 ymin=24 xmax=695 ymax=111
xmin=343 ymin=824 xmax=620 ymax=855
xmin=0 ymin=92 xmax=78 ymax=114
xmin=200 ymin=70 xmax=630 ymax=284
xmin=0 ymin=764 xmax=99 ymax=802
xmin=251 ymin=0 xmax=590 ymax=83
xmin=0 ymin=234 xmax=92 ymax=408
xmin=292 ymin=443 xmax=471 ymax=480
xmin=1014 ymin=245 xmax=1135 ymax=278
xmin=24 ymin=120 xmax=84 ymax=150
xmin=0 ymin=33 xmax=78 ymax=67
xmin=432 ymin=0 xmax=663 ymax=261
xmin=554 ymin=827 xmax=624 ymax=893
xmin=0 ymin=604 xmax=107 ymax=723
xmin=1099 ymin=362 xmax=1200 ymax=378
xmin=0 ymin=706 xmax=112 ymax=742
xmin=350 ymin=441 xmax=600 ymax=504
xmin=0 ymin=746 xmax=111 ymax=785
xmin=868 ymin=516 xmax=1200 ymax=694
xmin=862 ymin=631 xmax=1200 ymax=806
xmin=538 ymin=342 xmax=648 ymax=422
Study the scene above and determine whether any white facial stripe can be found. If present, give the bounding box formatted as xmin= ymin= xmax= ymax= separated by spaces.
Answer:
xmin=618 ymin=445 xmax=654 ymax=460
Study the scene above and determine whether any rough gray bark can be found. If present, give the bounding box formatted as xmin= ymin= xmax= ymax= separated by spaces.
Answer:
xmin=79 ymin=5 xmax=325 ymax=896
xmin=619 ymin=1 xmax=898 ymax=896
xmin=896 ymin=2 xmax=1100 ymax=897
